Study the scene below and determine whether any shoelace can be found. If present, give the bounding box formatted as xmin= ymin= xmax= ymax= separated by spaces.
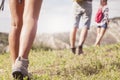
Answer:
xmin=0 ymin=0 xmax=5 ymax=11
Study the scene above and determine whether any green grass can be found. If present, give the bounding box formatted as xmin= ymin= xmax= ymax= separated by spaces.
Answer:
xmin=0 ymin=43 xmax=120 ymax=80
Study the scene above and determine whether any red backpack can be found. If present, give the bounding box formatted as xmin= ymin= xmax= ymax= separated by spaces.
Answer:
xmin=95 ymin=8 xmax=104 ymax=23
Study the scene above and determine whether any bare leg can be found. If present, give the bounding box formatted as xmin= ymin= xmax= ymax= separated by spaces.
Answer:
xmin=95 ymin=27 xmax=107 ymax=46
xmin=9 ymin=0 xmax=24 ymax=64
xmin=78 ymin=27 xmax=88 ymax=46
xmin=94 ymin=27 xmax=101 ymax=46
xmin=70 ymin=27 xmax=78 ymax=54
xmin=10 ymin=0 xmax=42 ymax=79
xmin=78 ymin=27 xmax=88 ymax=54
xmin=70 ymin=27 xmax=78 ymax=48
xmin=18 ymin=0 xmax=42 ymax=59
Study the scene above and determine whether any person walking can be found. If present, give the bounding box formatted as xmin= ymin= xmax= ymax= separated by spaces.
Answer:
xmin=9 ymin=0 xmax=42 ymax=79
xmin=94 ymin=0 xmax=109 ymax=46
xmin=70 ymin=0 xmax=92 ymax=54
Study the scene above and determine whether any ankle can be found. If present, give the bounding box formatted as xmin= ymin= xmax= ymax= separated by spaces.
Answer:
xmin=21 ymin=57 xmax=28 ymax=61
xmin=78 ymin=45 xmax=83 ymax=49
xmin=18 ymin=56 xmax=28 ymax=61
xmin=70 ymin=47 xmax=76 ymax=54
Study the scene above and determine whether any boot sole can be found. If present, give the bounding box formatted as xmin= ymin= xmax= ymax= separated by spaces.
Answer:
xmin=12 ymin=71 xmax=23 ymax=80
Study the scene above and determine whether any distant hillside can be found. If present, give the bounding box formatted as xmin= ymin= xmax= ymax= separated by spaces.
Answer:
xmin=0 ymin=17 xmax=120 ymax=52
xmin=0 ymin=32 xmax=8 ymax=53
xmin=33 ymin=33 xmax=69 ymax=50
xmin=34 ymin=17 xmax=120 ymax=49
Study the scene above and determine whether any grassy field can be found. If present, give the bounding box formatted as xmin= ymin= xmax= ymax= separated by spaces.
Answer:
xmin=0 ymin=43 xmax=120 ymax=80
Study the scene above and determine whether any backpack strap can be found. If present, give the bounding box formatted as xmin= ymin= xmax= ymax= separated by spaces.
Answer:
xmin=0 ymin=0 xmax=5 ymax=11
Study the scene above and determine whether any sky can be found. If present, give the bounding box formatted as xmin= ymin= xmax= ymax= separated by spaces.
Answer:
xmin=0 ymin=0 xmax=120 ymax=34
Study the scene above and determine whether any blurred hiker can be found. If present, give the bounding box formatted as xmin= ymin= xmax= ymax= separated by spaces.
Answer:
xmin=94 ymin=0 xmax=109 ymax=46
xmin=9 ymin=0 xmax=42 ymax=79
xmin=70 ymin=0 xmax=92 ymax=54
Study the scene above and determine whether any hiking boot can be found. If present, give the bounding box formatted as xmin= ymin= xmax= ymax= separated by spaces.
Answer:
xmin=12 ymin=57 xmax=29 ymax=80
xmin=71 ymin=47 xmax=76 ymax=54
xmin=77 ymin=46 xmax=83 ymax=55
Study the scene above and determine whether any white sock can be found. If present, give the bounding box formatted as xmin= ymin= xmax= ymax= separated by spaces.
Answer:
xmin=21 ymin=57 xmax=28 ymax=61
